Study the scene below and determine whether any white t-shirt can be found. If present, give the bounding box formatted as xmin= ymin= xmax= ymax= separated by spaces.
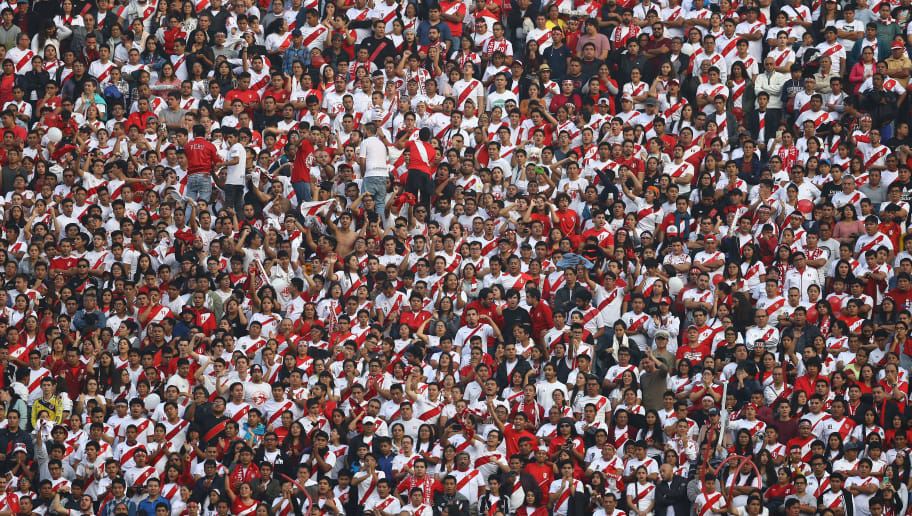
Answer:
xmin=226 ymin=142 xmax=247 ymax=186
xmin=360 ymin=136 xmax=389 ymax=178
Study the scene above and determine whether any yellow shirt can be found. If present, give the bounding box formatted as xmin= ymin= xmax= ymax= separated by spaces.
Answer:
xmin=31 ymin=396 xmax=64 ymax=430
xmin=885 ymin=55 xmax=912 ymax=89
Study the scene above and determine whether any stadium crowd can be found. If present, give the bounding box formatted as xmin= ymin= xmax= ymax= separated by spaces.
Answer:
xmin=1 ymin=0 xmax=912 ymax=514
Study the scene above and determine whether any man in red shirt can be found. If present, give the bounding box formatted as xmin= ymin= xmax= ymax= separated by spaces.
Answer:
xmin=291 ymin=132 xmax=316 ymax=202
xmin=126 ymin=97 xmax=156 ymax=132
xmin=676 ymin=325 xmax=711 ymax=366
xmin=61 ymin=347 xmax=88 ymax=395
xmin=399 ymin=294 xmax=432 ymax=332
xmin=185 ymin=124 xmax=220 ymax=204
xmin=229 ymin=447 xmax=261 ymax=487
xmin=550 ymin=193 xmax=579 ymax=237
xmin=438 ymin=0 xmax=466 ymax=42
xmin=398 ymin=127 xmax=437 ymax=212
xmin=224 ymin=72 xmax=262 ymax=114
xmin=524 ymin=445 xmax=555 ymax=494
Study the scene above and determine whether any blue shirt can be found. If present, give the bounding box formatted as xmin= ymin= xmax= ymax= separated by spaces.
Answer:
xmin=377 ymin=451 xmax=396 ymax=481
xmin=137 ymin=495 xmax=170 ymax=516
xmin=283 ymin=44 xmax=309 ymax=75
xmin=101 ymin=496 xmax=136 ymax=516
xmin=543 ymin=44 xmax=573 ymax=80
xmin=416 ymin=20 xmax=452 ymax=46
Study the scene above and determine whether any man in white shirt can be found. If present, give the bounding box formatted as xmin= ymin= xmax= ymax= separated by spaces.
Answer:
xmin=359 ymin=123 xmax=390 ymax=219
xmin=221 ymin=127 xmax=247 ymax=215
xmin=785 ymin=252 xmax=821 ymax=302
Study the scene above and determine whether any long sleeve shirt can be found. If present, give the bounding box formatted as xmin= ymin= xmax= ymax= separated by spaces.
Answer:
xmin=754 ymin=71 xmax=788 ymax=110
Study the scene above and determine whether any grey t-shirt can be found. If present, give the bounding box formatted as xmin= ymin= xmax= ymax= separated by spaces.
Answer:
xmin=158 ymin=107 xmax=187 ymax=127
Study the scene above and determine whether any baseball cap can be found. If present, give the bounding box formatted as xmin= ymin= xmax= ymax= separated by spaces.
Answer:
xmin=597 ymin=97 xmax=610 ymax=105
xmin=708 ymin=408 xmax=720 ymax=416
xmin=539 ymin=64 xmax=551 ymax=71
xmin=655 ymin=330 xmax=670 ymax=339
xmin=659 ymin=297 xmax=672 ymax=305
xmin=893 ymin=40 xmax=905 ymax=50
xmin=363 ymin=416 xmax=377 ymax=425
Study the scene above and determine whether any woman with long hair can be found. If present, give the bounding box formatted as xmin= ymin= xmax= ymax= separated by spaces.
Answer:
xmin=850 ymin=46 xmax=877 ymax=93
xmin=106 ymin=368 xmax=134 ymax=403
xmin=826 ymin=259 xmax=857 ymax=296
xmin=852 ymin=408 xmax=886 ymax=443
xmin=187 ymin=29 xmax=213 ymax=72
xmin=728 ymin=61 xmax=754 ymax=122
xmin=626 ymin=466 xmax=656 ymax=516
xmin=151 ymin=61 xmax=181 ymax=97
xmin=224 ymin=481 xmax=257 ymax=516
xmin=789 ymin=390 xmax=808 ymax=418
xmin=885 ymin=414 xmax=912 ymax=449
xmin=0 ymin=387 xmax=26 ymax=430
xmin=76 ymin=377 xmax=107 ymax=416
xmin=31 ymin=21 xmax=61 ymax=55
xmin=21 ymin=315 xmax=45 ymax=358
xmin=825 ymin=319 xmax=850 ymax=357
xmin=874 ymin=295 xmax=899 ymax=334
xmin=212 ymin=60 xmax=237 ymax=95
xmin=516 ymin=488 xmax=547 ymax=516
xmin=731 ymin=428 xmax=754 ymax=456
xmin=765 ymin=466 xmax=794 ymax=509
xmin=636 ymin=409 xmax=666 ymax=459
xmin=855 ymin=364 xmax=878 ymax=396
xmin=825 ymin=432 xmax=845 ymax=461
xmin=834 ymin=203 xmax=866 ymax=243
xmin=434 ymin=296 xmax=461 ymax=338
xmin=754 ymin=448 xmax=779 ymax=489
xmin=667 ymin=359 xmax=693 ymax=401
xmin=280 ymin=421 xmax=307 ymax=465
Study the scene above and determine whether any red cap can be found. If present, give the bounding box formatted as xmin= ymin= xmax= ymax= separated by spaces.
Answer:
xmin=660 ymin=297 xmax=672 ymax=304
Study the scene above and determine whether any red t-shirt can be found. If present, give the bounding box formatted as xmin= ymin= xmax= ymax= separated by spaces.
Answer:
xmin=888 ymin=287 xmax=912 ymax=311
xmin=291 ymin=139 xmax=315 ymax=183
xmin=553 ymin=209 xmax=579 ymax=235
xmin=503 ymin=424 xmax=536 ymax=459
xmin=407 ymin=140 xmax=436 ymax=175
xmin=524 ymin=462 xmax=554 ymax=494
xmin=400 ymin=309 xmax=432 ymax=333
xmin=262 ymin=87 xmax=290 ymax=104
xmin=225 ymin=88 xmax=261 ymax=108
xmin=0 ymin=124 xmax=25 ymax=142
xmin=438 ymin=0 xmax=466 ymax=36
xmin=185 ymin=137 xmax=219 ymax=174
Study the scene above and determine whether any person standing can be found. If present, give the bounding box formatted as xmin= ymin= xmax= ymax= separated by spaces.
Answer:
xmin=185 ymin=124 xmax=220 ymax=204
xmin=221 ymin=127 xmax=247 ymax=215
xmin=359 ymin=123 xmax=390 ymax=219
xmin=398 ymin=127 xmax=438 ymax=213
